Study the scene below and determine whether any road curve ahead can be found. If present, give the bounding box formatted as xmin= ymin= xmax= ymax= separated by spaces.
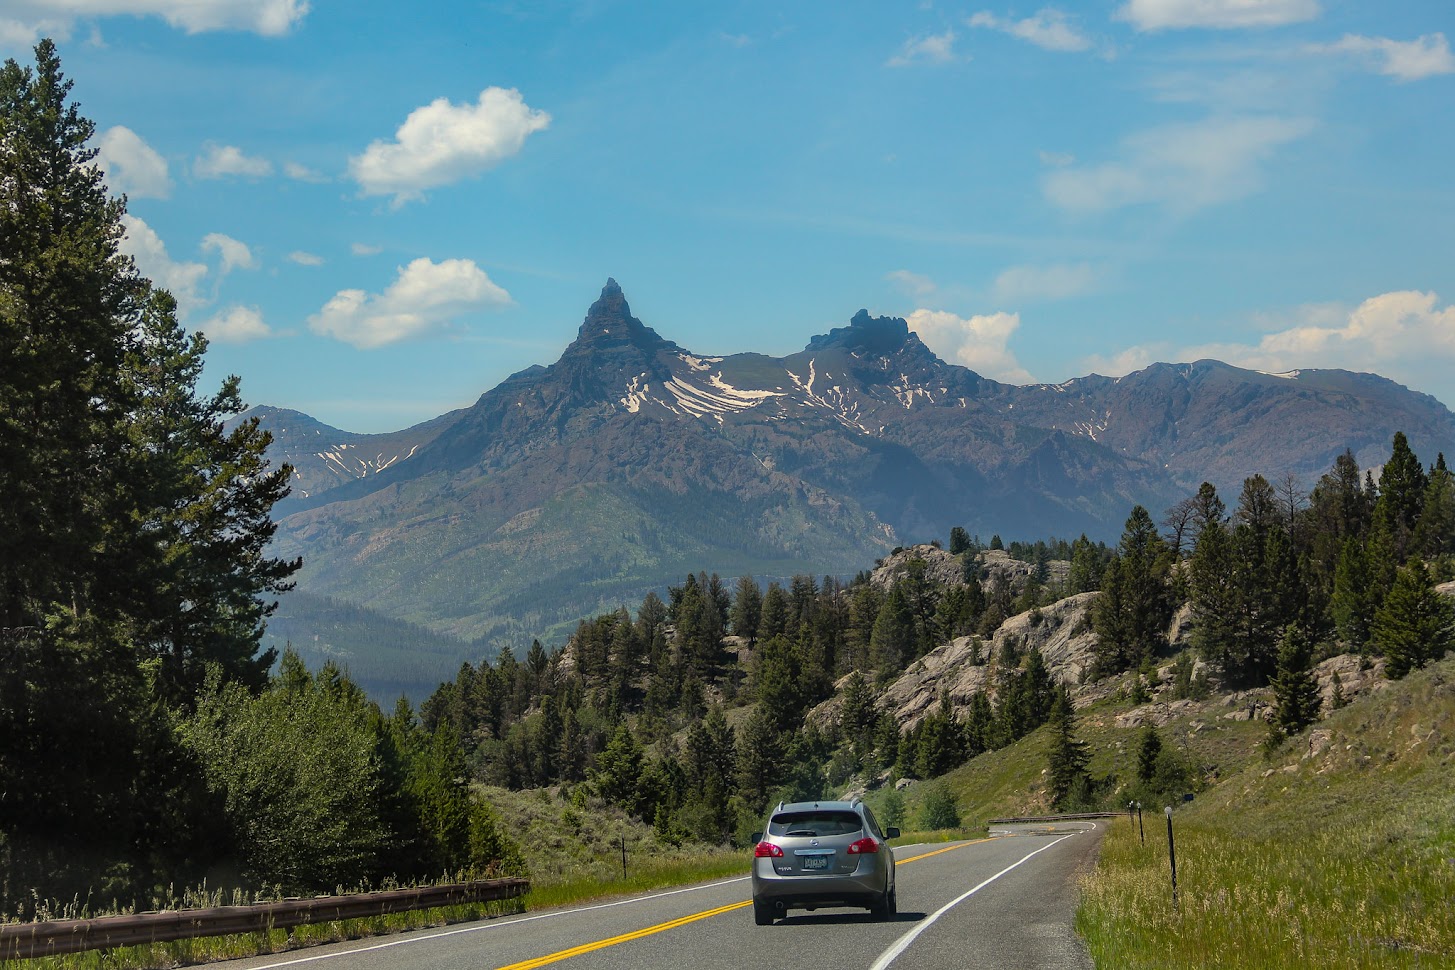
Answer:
xmin=215 ymin=821 xmax=1102 ymax=970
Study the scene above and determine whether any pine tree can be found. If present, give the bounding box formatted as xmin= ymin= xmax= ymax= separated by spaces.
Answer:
xmin=1045 ymin=686 xmax=1090 ymax=809
xmin=870 ymin=584 xmax=916 ymax=681
xmin=1136 ymin=725 xmax=1163 ymax=783
xmin=1372 ymin=558 xmax=1455 ymax=678
xmin=949 ymin=526 xmax=971 ymax=555
xmin=1270 ymin=625 xmax=1322 ymax=733
xmin=1092 ymin=506 xmax=1174 ymax=675
xmin=1378 ymin=432 xmax=1427 ymax=556
xmin=730 ymin=575 xmax=763 ymax=643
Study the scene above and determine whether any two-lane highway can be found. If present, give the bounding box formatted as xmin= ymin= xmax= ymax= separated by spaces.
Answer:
xmin=215 ymin=822 xmax=1101 ymax=970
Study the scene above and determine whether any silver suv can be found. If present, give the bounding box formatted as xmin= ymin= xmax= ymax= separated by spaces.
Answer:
xmin=750 ymin=799 xmax=899 ymax=925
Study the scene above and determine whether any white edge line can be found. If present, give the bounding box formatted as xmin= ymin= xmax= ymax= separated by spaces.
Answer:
xmin=239 ymin=874 xmax=751 ymax=970
xmin=869 ymin=834 xmax=1075 ymax=970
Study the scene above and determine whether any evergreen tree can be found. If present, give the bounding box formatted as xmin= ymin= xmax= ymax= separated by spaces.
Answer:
xmin=1330 ymin=537 xmax=1375 ymax=649
xmin=949 ymin=526 xmax=971 ymax=555
xmin=1045 ymin=686 xmax=1090 ymax=809
xmin=870 ymin=584 xmax=916 ymax=681
xmin=1372 ymin=558 xmax=1455 ymax=678
xmin=1413 ymin=465 xmax=1455 ymax=560
xmin=593 ymin=724 xmax=645 ymax=812
xmin=1066 ymin=534 xmax=1104 ymax=594
xmin=1092 ymin=506 xmax=1174 ymax=675
xmin=839 ymin=670 xmax=877 ymax=749
xmin=730 ymin=575 xmax=763 ymax=643
xmin=1136 ymin=725 xmax=1162 ymax=783
xmin=759 ymin=582 xmax=790 ymax=641
xmin=1378 ymin=432 xmax=1427 ymax=556
xmin=1270 ymin=625 xmax=1322 ymax=734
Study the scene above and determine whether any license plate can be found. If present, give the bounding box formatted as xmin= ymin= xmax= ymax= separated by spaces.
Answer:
xmin=802 ymin=856 xmax=830 ymax=870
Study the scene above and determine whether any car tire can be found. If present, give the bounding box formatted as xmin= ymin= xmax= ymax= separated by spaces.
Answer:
xmin=871 ymin=889 xmax=893 ymax=920
xmin=753 ymin=900 xmax=775 ymax=926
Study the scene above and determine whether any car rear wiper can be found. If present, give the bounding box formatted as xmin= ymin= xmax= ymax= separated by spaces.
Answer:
xmin=786 ymin=829 xmax=817 ymax=836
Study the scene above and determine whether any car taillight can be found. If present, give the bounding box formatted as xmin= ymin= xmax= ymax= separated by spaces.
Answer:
xmin=846 ymin=838 xmax=879 ymax=854
xmin=754 ymin=842 xmax=784 ymax=858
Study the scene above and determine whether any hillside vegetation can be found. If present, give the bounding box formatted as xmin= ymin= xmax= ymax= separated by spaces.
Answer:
xmin=1079 ymin=656 xmax=1455 ymax=969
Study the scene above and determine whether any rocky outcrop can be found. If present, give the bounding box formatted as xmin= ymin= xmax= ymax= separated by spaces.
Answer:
xmin=877 ymin=591 xmax=1099 ymax=730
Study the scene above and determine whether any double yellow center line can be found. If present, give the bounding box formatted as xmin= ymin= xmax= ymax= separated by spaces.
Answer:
xmin=494 ymin=837 xmax=992 ymax=970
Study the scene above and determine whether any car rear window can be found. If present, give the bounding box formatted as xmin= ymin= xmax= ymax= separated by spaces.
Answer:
xmin=767 ymin=810 xmax=863 ymax=837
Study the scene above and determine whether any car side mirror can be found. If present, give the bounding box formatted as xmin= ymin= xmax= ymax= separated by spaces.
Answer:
xmin=750 ymin=832 xmax=762 ymax=843
xmin=886 ymin=827 xmax=900 ymax=839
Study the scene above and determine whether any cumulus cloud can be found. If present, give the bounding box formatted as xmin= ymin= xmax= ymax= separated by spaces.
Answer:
xmin=1309 ymin=33 xmax=1455 ymax=82
xmin=309 ymin=258 xmax=512 ymax=348
xmin=886 ymin=270 xmax=937 ymax=298
xmin=992 ymin=263 xmax=1097 ymax=303
xmin=195 ymin=143 xmax=273 ymax=179
xmin=1115 ymin=0 xmax=1319 ymax=31
xmin=967 ymin=9 xmax=1090 ymax=52
xmin=887 ymin=31 xmax=959 ymax=67
xmin=288 ymin=250 xmax=324 ymax=266
xmin=283 ymin=160 xmax=327 ymax=182
xmin=200 ymin=233 xmax=257 ymax=275
xmin=0 ymin=0 xmax=306 ymax=39
xmin=1087 ymin=291 xmax=1455 ymax=401
xmin=351 ymin=243 xmax=383 ymax=257
xmin=348 ymin=88 xmax=550 ymax=206
xmin=94 ymin=125 xmax=171 ymax=199
xmin=1043 ymin=115 xmax=1315 ymax=215
xmin=1081 ymin=345 xmax=1159 ymax=377
xmin=906 ymin=309 xmax=1035 ymax=383
xmin=119 ymin=214 xmax=208 ymax=314
xmin=198 ymin=305 xmax=272 ymax=343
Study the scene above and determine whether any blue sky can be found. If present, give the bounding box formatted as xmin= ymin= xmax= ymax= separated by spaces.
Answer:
xmin=4 ymin=0 xmax=1453 ymax=432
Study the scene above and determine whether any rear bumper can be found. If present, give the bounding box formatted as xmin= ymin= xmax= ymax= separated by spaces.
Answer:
xmin=751 ymin=858 xmax=890 ymax=910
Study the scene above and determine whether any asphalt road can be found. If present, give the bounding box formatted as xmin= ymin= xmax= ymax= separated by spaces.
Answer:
xmin=215 ymin=822 xmax=1103 ymax=970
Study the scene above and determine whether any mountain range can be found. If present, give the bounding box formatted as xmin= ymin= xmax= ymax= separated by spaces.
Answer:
xmin=250 ymin=280 xmax=1455 ymax=696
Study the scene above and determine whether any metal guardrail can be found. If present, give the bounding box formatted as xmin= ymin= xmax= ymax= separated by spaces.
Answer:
xmin=0 ymin=877 xmax=529 ymax=960
xmin=986 ymin=813 xmax=1122 ymax=824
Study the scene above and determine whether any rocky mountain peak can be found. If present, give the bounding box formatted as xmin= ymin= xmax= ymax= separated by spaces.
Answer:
xmin=805 ymin=309 xmax=918 ymax=357
xmin=570 ymin=278 xmax=675 ymax=354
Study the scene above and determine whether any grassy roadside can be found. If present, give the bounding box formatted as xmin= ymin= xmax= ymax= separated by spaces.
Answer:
xmin=1 ymin=787 xmax=753 ymax=970
xmin=1076 ymin=657 xmax=1455 ymax=969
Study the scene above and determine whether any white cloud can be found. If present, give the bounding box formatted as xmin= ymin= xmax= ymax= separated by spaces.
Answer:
xmin=351 ymin=243 xmax=383 ymax=257
xmin=288 ymin=250 xmax=324 ymax=266
xmin=1039 ymin=150 xmax=1076 ymax=167
xmin=906 ymin=308 xmax=1035 ymax=383
xmin=992 ymin=263 xmax=1097 ymax=303
xmin=94 ymin=125 xmax=170 ymax=199
xmin=0 ymin=0 xmax=306 ymax=39
xmin=1081 ymin=345 xmax=1159 ymax=377
xmin=200 ymin=233 xmax=257 ymax=275
xmin=1309 ymin=33 xmax=1455 ymax=82
xmin=968 ymin=9 xmax=1091 ymax=52
xmin=195 ymin=143 xmax=273 ymax=179
xmin=198 ymin=305 xmax=272 ymax=343
xmin=1115 ymin=0 xmax=1319 ymax=31
xmin=886 ymin=270 xmax=937 ymax=298
xmin=348 ymin=88 xmax=550 ymax=206
xmin=283 ymin=160 xmax=327 ymax=182
xmin=309 ymin=258 xmax=512 ymax=348
xmin=887 ymin=31 xmax=959 ymax=67
xmin=1043 ymin=115 xmax=1315 ymax=214
xmin=1089 ymin=291 xmax=1455 ymax=400
xmin=119 ymin=214 xmax=208 ymax=314
xmin=1184 ymin=291 xmax=1455 ymax=369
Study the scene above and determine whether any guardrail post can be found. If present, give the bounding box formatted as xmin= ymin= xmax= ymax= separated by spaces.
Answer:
xmin=1164 ymin=806 xmax=1178 ymax=911
xmin=620 ymin=836 xmax=628 ymax=879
